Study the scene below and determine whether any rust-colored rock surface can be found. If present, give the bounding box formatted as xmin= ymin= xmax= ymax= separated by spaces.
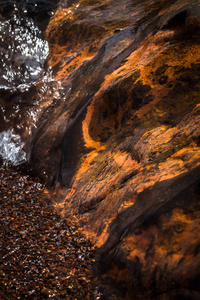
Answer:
xmin=1 ymin=0 xmax=200 ymax=298
xmin=34 ymin=0 xmax=200 ymax=298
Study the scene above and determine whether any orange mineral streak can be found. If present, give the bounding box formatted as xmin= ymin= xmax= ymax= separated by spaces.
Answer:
xmin=75 ymin=32 xmax=200 ymax=237
xmin=23 ymin=0 xmax=200 ymax=295
xmin=56 ymin=50 xmax=96 ymax=82
xmin=82 ymin=101 xmax=106 ymax=150
xmin=115 ymin=206 xmax=200 ymax=288
xmin=81 ymin=37 xmax=200 ymax=191
xmin=96 ymin=33 xmax=169 ymax=88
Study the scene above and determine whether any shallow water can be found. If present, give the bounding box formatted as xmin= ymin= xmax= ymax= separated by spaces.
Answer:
xmin=0 ymin=129 xmax=26 ymax=165
xmin=0 ymin=3 xmax=49 ymax=92
xmin=0 ymin=2 xmax=55 ymax=163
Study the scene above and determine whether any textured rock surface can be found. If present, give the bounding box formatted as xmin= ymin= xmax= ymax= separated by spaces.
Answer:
xmin=32 ymin=0 xmax=200 ymax=298
xmin=1 ymin=0 xmax=200 ymax=298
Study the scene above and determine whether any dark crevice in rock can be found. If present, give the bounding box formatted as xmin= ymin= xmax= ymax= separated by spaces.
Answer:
xmin=57 ymin=97 xmax=94 ymax=187
xmin=161 ymin=10 xmax=188 ymax=30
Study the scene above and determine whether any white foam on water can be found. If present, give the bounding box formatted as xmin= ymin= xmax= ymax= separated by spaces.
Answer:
xmin=0 ymin=129 xmax=27 ymax=165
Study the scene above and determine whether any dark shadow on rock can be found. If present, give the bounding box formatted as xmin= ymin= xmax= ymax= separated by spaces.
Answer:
xmin=56 ymin=97 xmax=95 ymax=187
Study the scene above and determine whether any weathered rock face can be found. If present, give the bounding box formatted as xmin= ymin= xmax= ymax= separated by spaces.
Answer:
xmin=1 ymin=0 xmax=200 ymax=298
xmin=96 ymin=167 xmax=200 ymax=299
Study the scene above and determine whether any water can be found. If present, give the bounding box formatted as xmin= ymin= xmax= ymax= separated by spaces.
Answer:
xmin=0 ymin=2 xmax=52 ymax=165
xmin=0 ymin=3 xmax=49 ymax=92
xmin=0 ymin=129 xmax=26 ymax=165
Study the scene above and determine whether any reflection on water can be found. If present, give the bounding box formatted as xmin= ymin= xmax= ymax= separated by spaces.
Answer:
xmin=0 ymin=129 xmax=26 ymax=165
xmin=0 ymin=3 xmax=49 ymax=93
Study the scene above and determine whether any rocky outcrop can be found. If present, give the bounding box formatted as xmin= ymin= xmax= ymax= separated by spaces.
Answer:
xmin=1 ymin=0 xmax=200 ymax=298
xmin=31 ymin=0 xmax=200 ymax=298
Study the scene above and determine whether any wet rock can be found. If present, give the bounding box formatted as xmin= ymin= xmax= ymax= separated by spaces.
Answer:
xmin=36 ymin=0 xmax=200 ymax=298
xmin=97 ymin=168 xmax=200 ymax=299
xmin=1 ymin=0 xmax=200 ymax=299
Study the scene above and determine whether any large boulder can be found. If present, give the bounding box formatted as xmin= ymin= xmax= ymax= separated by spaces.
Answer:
xmin=2 ymin=0 xmax=200 ymax=298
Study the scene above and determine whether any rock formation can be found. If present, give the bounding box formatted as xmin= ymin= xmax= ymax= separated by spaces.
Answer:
xmin=1 ymin=0 xmax=200 ymax=298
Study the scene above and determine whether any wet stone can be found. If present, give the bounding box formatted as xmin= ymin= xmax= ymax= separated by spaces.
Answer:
xmin=0 ymin=163 xmax=100 ymax=299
